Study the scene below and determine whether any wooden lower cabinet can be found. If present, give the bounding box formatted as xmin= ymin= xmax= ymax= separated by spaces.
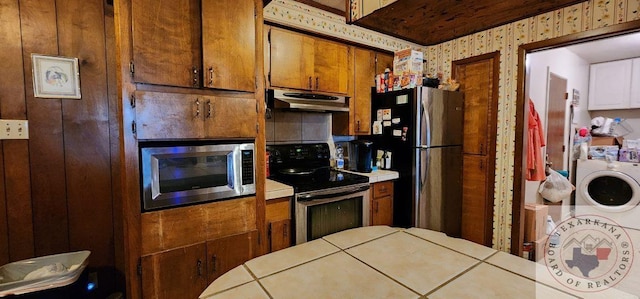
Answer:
xmin=141 ymin=243 xmax=208 ymax=299
xmin=371 ymin=181 xmax=393 ymax=226
xmin=266 ymin=197 xmax=292 ymax=252
xmin=141 ymin=231 xmax=257 ymax=299
xmin=207 ymin=231 xmax=258 ymax=282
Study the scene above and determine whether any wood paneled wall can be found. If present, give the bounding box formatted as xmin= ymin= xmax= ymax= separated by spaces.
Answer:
xmin=0 ymin=0 xmax=119 ymax=296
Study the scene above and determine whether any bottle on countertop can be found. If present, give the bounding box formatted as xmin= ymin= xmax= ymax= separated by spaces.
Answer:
xmin=384 ymin=151 xmax=392 ymax=169
xmin=335 ymin=144 xmax=344 ymax=169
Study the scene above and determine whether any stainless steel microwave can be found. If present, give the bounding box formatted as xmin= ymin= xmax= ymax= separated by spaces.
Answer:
xmin=140 ymin=142 xmax=255 ymax=211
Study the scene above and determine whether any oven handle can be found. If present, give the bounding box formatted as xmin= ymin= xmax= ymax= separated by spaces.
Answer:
xmin=297 ymin=185 xmax=370 ymax=202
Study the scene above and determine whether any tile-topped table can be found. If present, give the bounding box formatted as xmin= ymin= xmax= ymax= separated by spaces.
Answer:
xmin=200 ymin=226 xmax=637 ymax=299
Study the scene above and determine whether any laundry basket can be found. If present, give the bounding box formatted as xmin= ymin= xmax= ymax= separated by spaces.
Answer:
xmin=0 ymin=251 xmax=90 ymax=298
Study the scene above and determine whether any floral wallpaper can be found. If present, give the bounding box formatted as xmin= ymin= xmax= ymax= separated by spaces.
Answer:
xmin=265 ymin=0 xmax=640 ymax=252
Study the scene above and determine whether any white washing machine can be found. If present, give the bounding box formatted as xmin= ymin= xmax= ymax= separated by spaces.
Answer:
xmin=575 ymin=159 xmax=640 ymax=230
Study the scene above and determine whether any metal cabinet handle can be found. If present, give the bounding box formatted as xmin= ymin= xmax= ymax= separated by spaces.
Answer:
xmin=208 ymin=67 xmax=214 ymax=87
xmin=192 ymin=67 xmax=199 ymax=87
xmin=356 ymin=120 xmax=360 ymax=132
xmin=211 ymin=255 xmax=217 ymax=273
xmin=206 ymin=100 xmax=212 ymax=118
xmin=308 ymin=76 xmax=312 ymax=89
xmin=197 ymin=259 xmax=203 ymax=276
xmin=195 ymin=99 xmax=200 ymax=117
xmin=315 ymin=77 xmax=319 ymax=90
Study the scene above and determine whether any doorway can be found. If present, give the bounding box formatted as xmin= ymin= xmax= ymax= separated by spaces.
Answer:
xmin=514 ymin=20 xmax=640 ymax=255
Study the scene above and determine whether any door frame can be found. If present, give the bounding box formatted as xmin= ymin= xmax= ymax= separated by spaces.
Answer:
xmin=513 ymin=20 xmax=640 ymax=256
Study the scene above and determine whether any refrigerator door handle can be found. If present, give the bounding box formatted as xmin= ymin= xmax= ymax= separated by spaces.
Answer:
xmin=421 ymin=95 xmax=431 ymax=147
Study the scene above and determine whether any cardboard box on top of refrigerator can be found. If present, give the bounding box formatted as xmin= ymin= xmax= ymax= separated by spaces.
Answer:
xmin=393 ymin=48 xmax=423 ymax=77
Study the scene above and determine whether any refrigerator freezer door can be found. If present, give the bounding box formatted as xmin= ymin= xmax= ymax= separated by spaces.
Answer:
xmin=417 ymin=88 xmax=464 ymax=147
xmin=414 ymin=146 xmax=463 ymax=237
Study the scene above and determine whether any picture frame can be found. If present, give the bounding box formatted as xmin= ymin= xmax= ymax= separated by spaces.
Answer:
xmin=31 ymin=54 xmax=81 ymax=99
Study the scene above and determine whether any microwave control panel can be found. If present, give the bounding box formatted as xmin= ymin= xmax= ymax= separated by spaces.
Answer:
xmin=241 ymin=149 xmax=254 ymax=185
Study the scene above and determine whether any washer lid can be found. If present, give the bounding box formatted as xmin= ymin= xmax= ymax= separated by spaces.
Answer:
xmin=580 ymin=170 xmax=640 ymax=213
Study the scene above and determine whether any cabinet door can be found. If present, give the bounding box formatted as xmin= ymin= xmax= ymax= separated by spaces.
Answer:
xmin=371 ymin=181 xmax=393 ymax=226
xmin=313 ymin=39 xmax=349 ymax=94
xmin=588 ymin=59 xmax=632 ymax=110
xmin=141 ymin=243 xmax=208 ymax=299
xmin=135 ymin=91 xmax=205 ymax=139
xmin=630 ymin=58 xmax=640 ymax=108
xmin=202 ymin=0 xmax=255 ymax=92
xmin=269 ymin=219 xmax=292 ymax=252
xmin=375 ymin=52 xmax=394 ymax=75
xmin=270 ymin=28 xmax=314 ymax=90
xmin=371 ymin=196 xmax=393 ymax=226
xmin=132 ymin=0 xmax=202 ymax=88
xmin=461 ymin=155 xmax=492 ymax=246
xmin=207 ymin=231 xmax=258 ymax=283
xmin=353 ymin=48 xmax=375 ymax=135
xmin=205 ymin=96 xmax=257 ymax=138
xmin=460 ymin=59 xmax=493 ymax=155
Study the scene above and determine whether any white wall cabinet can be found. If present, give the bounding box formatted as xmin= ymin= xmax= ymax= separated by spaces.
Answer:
xmin=588 ymin=58 xmax=640 ymax=110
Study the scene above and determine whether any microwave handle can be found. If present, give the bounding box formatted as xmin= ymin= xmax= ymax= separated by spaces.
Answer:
xmin=227 ymin=151 xmax=235 ymax=189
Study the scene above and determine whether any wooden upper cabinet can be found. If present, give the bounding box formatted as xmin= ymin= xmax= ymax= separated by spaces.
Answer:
xmin=206 ymin=96 xmax=257 ymax=138
xmin=202 ymin=0 xmax=255 ymax=92
xmin=353 ymin=47 xmax=375 ymax=135
xmin=270 ymin=28 xmax=314 ymax=91
xmin=132 ymin=0 xmax=202 ymax=88
xmin=375 ymin=52 xmax=394 ymax=75
xmin=269 ymin=28 xmax=348 ymax=94
xmin=313 ymin=38 xmax=349 ymax=94
xmin=141 ymin=243 xmax=208 ymax=299
xmin=132 ymin=0 xmax=256 ymax=92
xmin=134 ymin=91 xmax=257 ymax=139
xmin=135 ymin=91 xmax=205 ymax=139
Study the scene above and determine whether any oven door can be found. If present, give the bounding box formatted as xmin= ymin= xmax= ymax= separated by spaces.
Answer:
xmin=295 ymin=183 xmax=370 ymax=244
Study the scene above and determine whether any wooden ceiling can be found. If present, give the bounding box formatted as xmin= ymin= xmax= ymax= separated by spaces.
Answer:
xmin=291 ymin=0 xmax=587 ymax=46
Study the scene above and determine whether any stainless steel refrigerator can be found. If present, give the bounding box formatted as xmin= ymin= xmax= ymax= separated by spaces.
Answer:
xmin=368 ymin=87 xmax=464 ymax=236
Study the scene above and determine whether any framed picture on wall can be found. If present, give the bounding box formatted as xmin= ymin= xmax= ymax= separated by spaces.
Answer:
xmin=31 ymin=54 xmax=81 ymax=99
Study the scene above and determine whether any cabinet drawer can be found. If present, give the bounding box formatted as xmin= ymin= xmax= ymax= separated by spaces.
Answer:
xmin=372 ymin=181 xmax=393 ymax=199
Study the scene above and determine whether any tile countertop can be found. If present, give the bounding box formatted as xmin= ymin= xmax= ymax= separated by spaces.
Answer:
xmin=340 ymin=169 xmax=399 ymax=183
xmin=265 ymin=170 xmax=399 ymax=200
xmin=265 ymin=179 xmax=294 ymax=200
xmin=199 ymin=226 xmax=637 ymax=299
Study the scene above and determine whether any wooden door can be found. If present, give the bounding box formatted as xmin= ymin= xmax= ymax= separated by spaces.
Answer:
xmin=456 ymin=59 xmax=494 ymax=155
xmin=546 ymin=72 xmax=567 ymax=170
xmin=375 ymin=52 xmax=394 ymax=75
xmin=269 ymin=219 xmax=291 ymax=252
xmin=141 ymin=243 xmax=208 ymax=299
xmin=353 ymin=48 xmax=375 ymax=135
xmin=205 ymin=96 xmax=257 ymax=138
xmin=202 ymin=0 xmax=255 ymax=92
xmin=453 ymin=52 xmax=499 ymax=247
xmin=461 ymin=155 xmax=491 ymax=246
xmin=132 ymin=0 xmax=202 ymax=88
xmin=135 ymin=91 xmax=205 ymax=139
xmin=207 ymin=231 xmax=258 ymax=282
xmin=269 ymin=28 xmax=314 ymax=90
xmin=313 ymin=38 xmax=349 ymax=94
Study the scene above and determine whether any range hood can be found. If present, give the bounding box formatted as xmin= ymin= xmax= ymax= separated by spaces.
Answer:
xmin=267 ymin=89 xmax=349 ymax=112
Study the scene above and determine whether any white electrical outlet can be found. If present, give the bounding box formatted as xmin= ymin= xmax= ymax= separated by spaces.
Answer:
xmin=0 ymin=119 xmax=29 ymax=140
